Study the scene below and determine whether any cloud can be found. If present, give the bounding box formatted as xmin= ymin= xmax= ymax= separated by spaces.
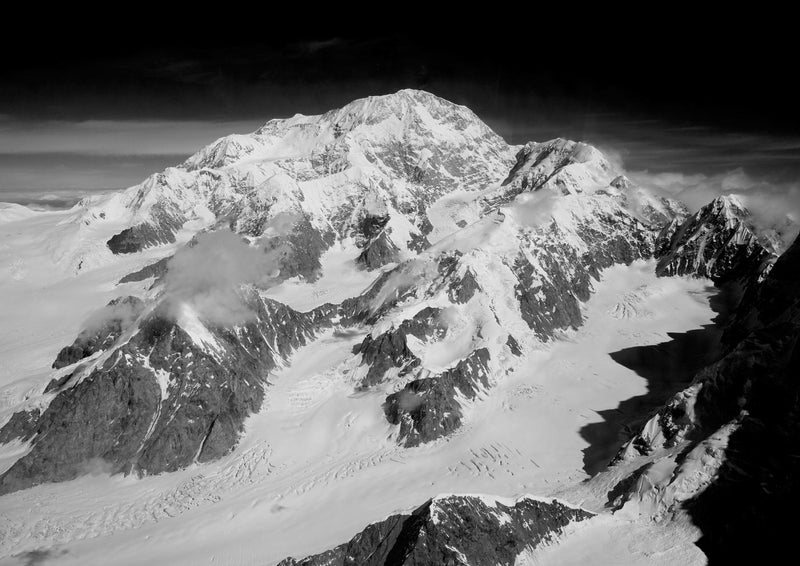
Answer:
xmin=79 ymin=457 xmax=115 ymax=476
xmin=163 ymin=229 xmax=279 ymax=326
xmin=80 ymin=298 xmax=143 ymax=336
xmin=393 ymin=389 xmax=424 ymax=412
xmin=630 ymin=167 xmax=800 ymax=245
xmin=504 ymin=188 xmax=560 ymax=227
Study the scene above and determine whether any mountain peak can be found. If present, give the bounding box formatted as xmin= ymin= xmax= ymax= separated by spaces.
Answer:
xmin=706 ymin=194 xmax=748 ymax=219
xmin=655 ymin=192 xmax=775 ymax=281
xmin=318 ymin=88 xmax=491 ymax=138
xmin=347 ymin=88 xmax=459 ymax=111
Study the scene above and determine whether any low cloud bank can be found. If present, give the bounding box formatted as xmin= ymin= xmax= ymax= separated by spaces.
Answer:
xmin=629 ymin=167 xmax=800 ymax=246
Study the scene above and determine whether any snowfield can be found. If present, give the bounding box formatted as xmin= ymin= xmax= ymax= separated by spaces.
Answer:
xmin=0 ymin=214 xmax=712 ymax=566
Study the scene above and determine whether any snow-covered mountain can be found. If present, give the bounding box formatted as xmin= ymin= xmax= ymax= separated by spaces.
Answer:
xmin=58 ymin=89 xmax=516 ymax=277
xmin=655 ymin=194 xmax=776 ymax=283
xmin=0 ymin=89 xmax=795 ymax=565
xmin=0 ymin=89 xmax=685 ymax=491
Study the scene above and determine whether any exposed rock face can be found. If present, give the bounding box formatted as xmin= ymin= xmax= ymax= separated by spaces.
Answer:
xmin=0 ymin=293 xmax=325 ymax=495
xmin=357 ymin=231 xmax=401 ymax=270
xmin=513 ymin=252 xmax=583 ymax=339
xmin=354 ymin=307 xmax=444 ymax=389
xmin=385 ymin=348 xmax=490 ymax=446
xmin=448 ymin=268 xmax=480 ymax=304
xmin=0 ymin=409 xmax=40 ymax=444
xmin=354 ymin=214 xmax=401 ymax=270
xmin=359 ymin=214 xmax=391 ymax=241
xmin=655 ymin=195 xmax=776 ymax=283
xmin=277 ymin=495 xmax=593 ymax=566
xmin=497 ymin=139 xmax=612 ymax=196
xmin=118 ymin=257 xmax=170 ymax=284
xmin=106 ymin=205 xmax=185 ymax=255
xmin=406 ymin=231 xmax=431 ymax=253
xmin=52 ymin=296 xmax=145 ymax=369
xmin=437 ymin=254 xmax=481 ymax=304
xmin=721 ymin=230 xmax=800 ymax=346
xmin=260 ymin=213 xmax=334 ymax=281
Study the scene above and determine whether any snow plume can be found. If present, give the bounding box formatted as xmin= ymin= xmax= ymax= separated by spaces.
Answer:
xmin=163 ymin=229 xmax=278 ymax=326
xmin=631 ymin=168 xmax=800 ymax=244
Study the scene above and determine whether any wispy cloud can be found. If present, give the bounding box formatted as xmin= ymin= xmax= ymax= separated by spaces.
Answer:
xmin=163 ymin=230 xmax=279 ymax=327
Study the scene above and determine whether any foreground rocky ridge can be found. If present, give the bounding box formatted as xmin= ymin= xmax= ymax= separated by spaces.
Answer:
xmin=278 ymin=495 xmax=593 ymax=566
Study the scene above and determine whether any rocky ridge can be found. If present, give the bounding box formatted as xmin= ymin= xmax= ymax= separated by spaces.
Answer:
xmin=278 ymin=495 xmax=593 ymax=566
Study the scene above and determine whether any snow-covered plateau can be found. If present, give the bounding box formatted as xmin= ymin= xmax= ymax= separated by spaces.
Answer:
xmin=0 ymin=90 xmax=796 ymax=566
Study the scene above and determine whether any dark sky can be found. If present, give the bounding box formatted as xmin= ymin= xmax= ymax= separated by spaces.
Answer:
xmin=1 ymin=15 xmax=798 ymax=200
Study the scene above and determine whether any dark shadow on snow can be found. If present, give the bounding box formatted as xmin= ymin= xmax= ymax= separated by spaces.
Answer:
xmin=579 ymin=284 xmax=734 ymax=476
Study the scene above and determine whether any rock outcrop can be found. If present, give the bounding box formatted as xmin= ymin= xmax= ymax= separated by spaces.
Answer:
xmin=385 ymin=348 xmax=491 ymax=446
xmin=278 ymin=495 xmax=593 ymax=566
xmin=118 ymin=257 xmax=171 ymax=284
xmin=106 ymin=206 xmax=185 ymax=255
xmin=357 ymin=231 xmax=401 ymax=270
xmin=353 ymin=307 xmax=445 ymax=389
